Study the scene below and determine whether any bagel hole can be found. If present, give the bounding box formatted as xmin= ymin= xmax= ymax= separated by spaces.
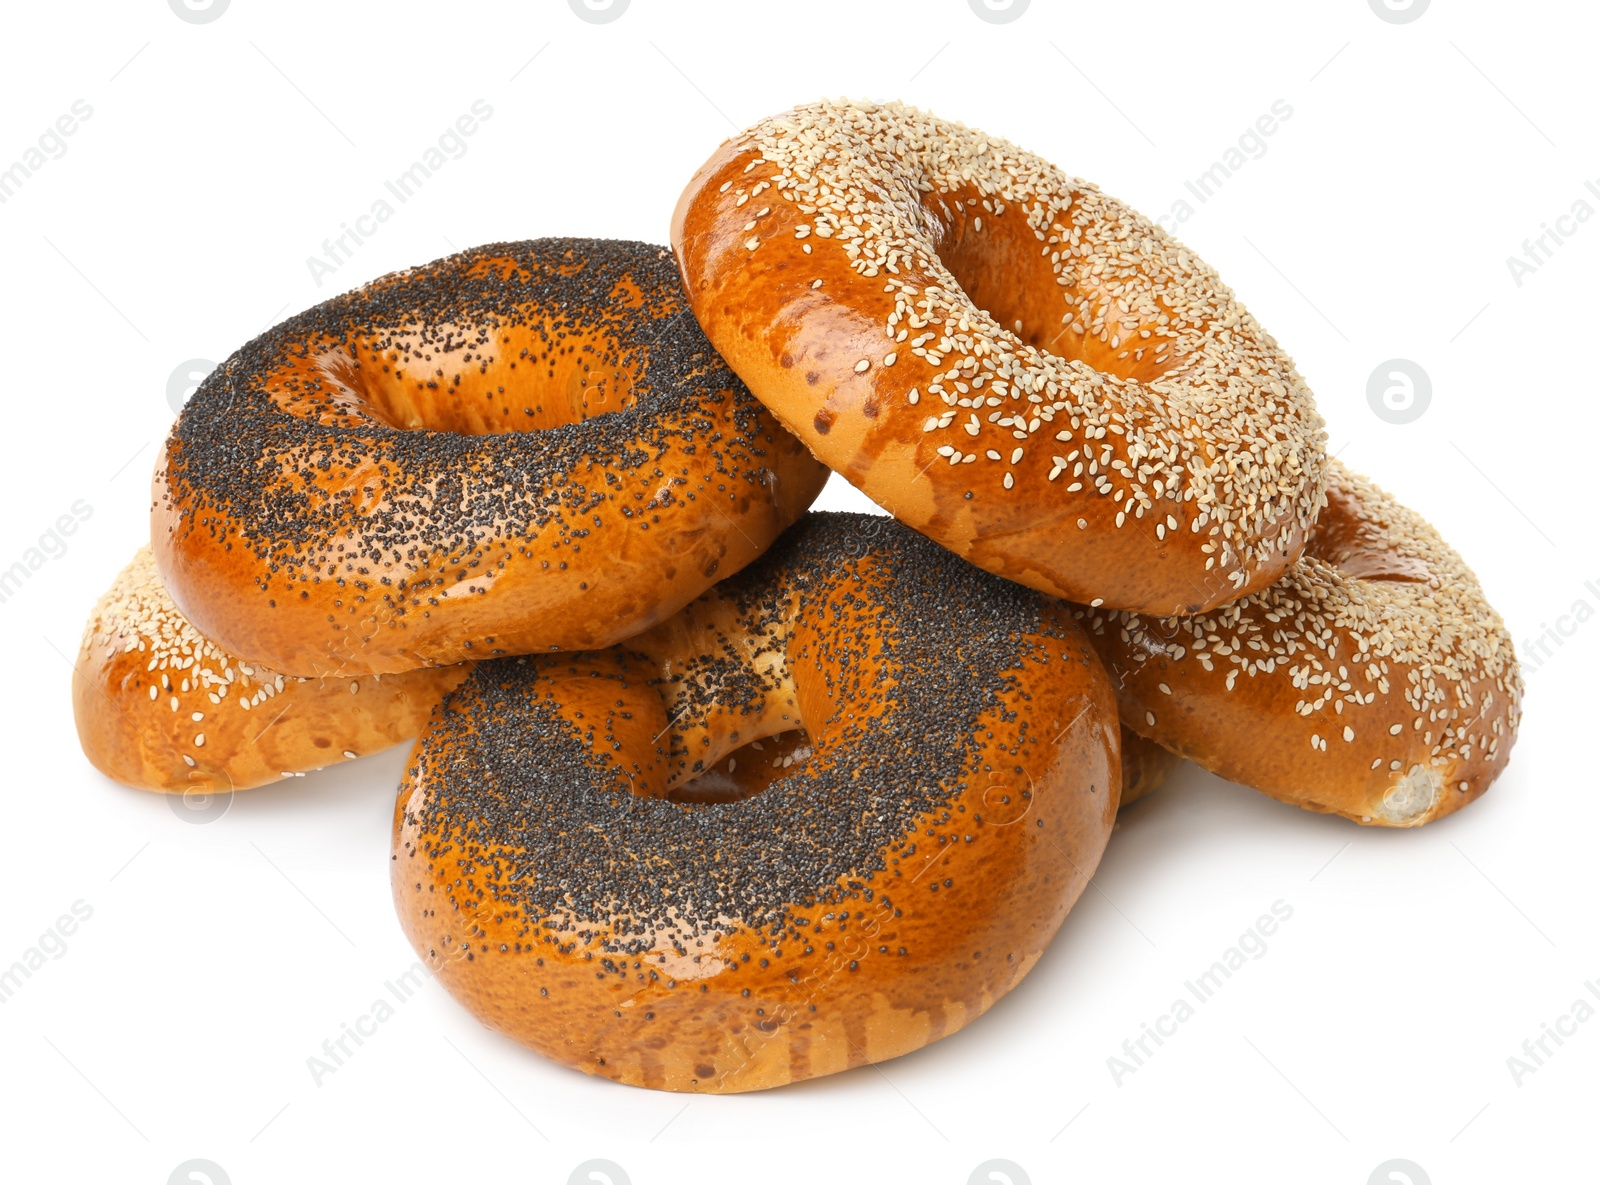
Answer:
xmin=333 ymin=327 xmax=642 ymax=436
xmin=927 ymin=189 xmax=1178 ymax=383
xmin=668 ymin=728 xmax=812 ymax=805
xmin=1306 ymin=485 xmax=1433 ymax=583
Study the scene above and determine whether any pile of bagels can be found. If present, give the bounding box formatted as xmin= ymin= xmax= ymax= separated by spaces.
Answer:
xmin=73 ymin=100 xmax=1521 ymax=1094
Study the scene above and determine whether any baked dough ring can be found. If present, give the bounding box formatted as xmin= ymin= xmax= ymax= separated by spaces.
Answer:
xmin=1079 ymin=461 xmax=1522 ymax=826
xmin=154 ymin=238 xmax=827 ymax=677
xmin=673 ymin=100 xmax=1327 ymax=616
xmin=1118 ymin=727 xmax=1180 ymax=808
xmin=73 ymin=548 xmax=467 ymax=793
xmin=392 ymin=513 xmax=1119 ymax=1092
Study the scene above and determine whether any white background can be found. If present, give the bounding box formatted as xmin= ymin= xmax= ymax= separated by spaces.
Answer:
xmin=2 ymin=1 xmax=1594 ymax=1182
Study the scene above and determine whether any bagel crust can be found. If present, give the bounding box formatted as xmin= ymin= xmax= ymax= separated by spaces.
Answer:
xmin=392 ymin=513 xmax=1119 ymax=1092
xmin=1079 ymin=462 xmax=1523 ymax=826
xmin=1118 ymin=726 xmax=1180 ymax=808
xmin=672 ymin=100 xmax=1327 ymax=616
xmin=73 ymin=548 xmax=467 ymax=793
xmin=153 ymin=239 xmax=828 ymax=678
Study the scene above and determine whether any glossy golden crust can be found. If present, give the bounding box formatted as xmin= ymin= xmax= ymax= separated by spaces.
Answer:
xmin=73 ymin=548 xmax=468 ymax=793
xmin=672 ymin=101 xmax=1326 ymax=616
xmin=1080 ymin=461 xmax=1522 ymax=826
xmin=153 ymin=239 xmax=828 ymax=678
xmin=1119 ymin=726 xmax=1180 ymax=808
xmin=392 ymin=513 xmax=1119 ymax=1092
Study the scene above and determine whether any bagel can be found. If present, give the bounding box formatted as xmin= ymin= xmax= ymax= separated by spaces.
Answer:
xmin=672 ymin=99 xmax=1327 ymax=616
xmin=392 ymin=512 xmax=1119 ymax=1092
xmin=1078 ymin=461 xmax=1522 ymax=826
xmin=1118 ymin=727 xmax=1180 ymax=808
xmin=153 ymin=238 xmax=828 ymax=678
xmin=73 ymin=548 xmax=467 ymax=793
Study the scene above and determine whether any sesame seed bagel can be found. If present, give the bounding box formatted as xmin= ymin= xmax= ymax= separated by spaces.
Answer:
xmin=672 ymin=100 xmax=1328 ymax=616
xmin=153 ymin=238 xmax=828 ymax=678
xmin=391 ymin=512 xmax=1119 ymax=1093
xmin=73 ymin=547 xmax=468 ymax=793
xmin=1078 ymin=461 xmax=1522 ymax=826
